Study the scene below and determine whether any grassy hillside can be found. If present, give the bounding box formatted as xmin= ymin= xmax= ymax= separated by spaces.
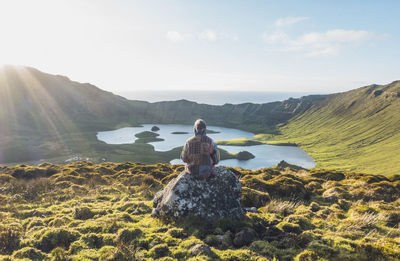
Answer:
xmin=0 ymin=162 xmax=399 ymax=260
xmin=270 ymin=81 xmax=400 ymax=175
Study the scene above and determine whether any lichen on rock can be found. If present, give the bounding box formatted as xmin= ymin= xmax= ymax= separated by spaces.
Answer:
xmin=152 ymin=166 xmax=245 ymax=221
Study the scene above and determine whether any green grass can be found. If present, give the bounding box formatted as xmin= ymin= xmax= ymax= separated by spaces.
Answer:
xmin=0 ymin=162 xmax=399 ymax=260
xmin=271 ymin=81 xmax=400 ymax=176
xmin=216 ymin=138 xmax=264 ymax=146
xmin=253 ymin=134 xmax=273 ymax=140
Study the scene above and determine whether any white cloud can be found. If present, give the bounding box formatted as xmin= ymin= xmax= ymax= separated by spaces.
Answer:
xmin=166 ymin=29 xmax=237 ymax=42
xmin=262 ymin=31 xmax=290 ymax=44
xmin=166 ymin=31 xmax=185 ymax=42
xmin=275 ymin=16 xmax=309 ymax=27
xmin=263 ymin=29 xmax=387 ymax=56
xmin=198 ymin=30 xmax=217 ymax=41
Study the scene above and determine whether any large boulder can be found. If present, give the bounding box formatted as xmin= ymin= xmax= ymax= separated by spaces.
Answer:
xmin=152 ymin=166 xmax=244 ymax=221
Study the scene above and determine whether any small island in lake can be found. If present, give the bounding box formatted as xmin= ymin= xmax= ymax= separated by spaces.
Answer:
xmin=134 ymin=131 xmax=164 ymax=143
xmin=151 ymin=126 xmax=160 ymax=131
xmin=207 ymin=129 xmax=220 ymax=134
xmin=237 ymin=151 xmax=255 ymax=160
xmin=171 ymin=131 xmax=189 ymax=134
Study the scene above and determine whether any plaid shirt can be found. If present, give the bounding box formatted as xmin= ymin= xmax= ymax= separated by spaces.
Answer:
xmin=181 ymin=134 xmax=220 ymax=179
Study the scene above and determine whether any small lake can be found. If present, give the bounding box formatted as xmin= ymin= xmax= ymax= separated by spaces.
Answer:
xmin=97 ymin=124 xmax=315 ymax=170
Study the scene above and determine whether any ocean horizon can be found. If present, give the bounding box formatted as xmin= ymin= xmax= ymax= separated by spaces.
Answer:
xmin=117 ymin=90 xmax=321 ymax=105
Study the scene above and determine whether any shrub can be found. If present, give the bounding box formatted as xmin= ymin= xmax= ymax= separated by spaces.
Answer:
xmin=149 ymin=243 xmax=170 ymax=258
xmin=50 ymin=247 xmax=68 ymax=260
xmin=167 ymin=228 xmax=187 ymax=239
xmin=307 ymin=240 xmax=337 ymax=259
xmin=249 ymin=240 xmax=277 ymax=259
xmin=81 ymin=233 xmax=104 ymax=249
xmin=241 ymin=187 xmax=270 ymax=208
xmin=98 ymin=246 xmax=118 ymax=261
xmin=284 ymin=215 xmax=314 ymax=230
xmin=305 ymin=181 xmax=322 ymax=192
xmin=74 ymin=207 xmax=95 ymax=220
xmin=265 ymin=175 xmax=308 ymax=198
xmin=277 ymin=222 xmax=302 ymax=234
xmin=9 ymin=178 xmax=52 ymax=201
xmin=296 ymin=231 xmax=318 ymax=248
xmin=383 ymin=211 xmax=400 ymax=227
xmin=204 ymin=235 xmax=220 ymax=247
xmin=12 ymin=247 xmax=47 ymax=260
xmin=294 ymin=249 xmax=319 ymax=261
xmin=68 ymin=240 xmax=86 ymax=255
xmin=309 ymin=202 xmax=320 ymax=212
xmin=26 ymin=218 xmax=45 ymax=230
xmin=37 ymin=228 xmax=80 ymax=252
xmin=364 ymin=181 xmax=400 ymax=202
xmin=310 ymin=170 xmax=345 ymax=181
xmin=0 ymin=227 xmax=21 ymax=255
xmin=221 ymin=231 xmax=233 ymax=249
xmin=117 ymin=228 xmax=143 ymax=244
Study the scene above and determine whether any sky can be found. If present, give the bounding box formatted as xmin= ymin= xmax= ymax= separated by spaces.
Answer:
xmin=0 ymin=0 xmax=399 ymax=95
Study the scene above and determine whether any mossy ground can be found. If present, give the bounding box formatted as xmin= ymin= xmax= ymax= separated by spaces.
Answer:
xmin=0 ymin=162 xmax=399 ymax=260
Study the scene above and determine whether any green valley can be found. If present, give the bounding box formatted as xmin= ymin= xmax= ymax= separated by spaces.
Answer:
xmin=1 ymin=65 xmax=400 ymax=176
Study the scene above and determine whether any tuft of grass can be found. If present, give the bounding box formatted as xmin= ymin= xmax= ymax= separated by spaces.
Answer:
xmin=265 ymin=199 xmax=301 ymax=216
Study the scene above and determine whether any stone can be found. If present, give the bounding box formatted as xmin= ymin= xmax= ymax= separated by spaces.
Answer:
xmin=233 ymin=229 xmax=256 ymax=247
xmin=151 ymin=126 xmax=160 ymax=131
xmin=152 ymin=166 xmax=244 ymax=221
xmin=244 ymin=207 xmax=258 ymax=213
xmin=190 ymin=244 xmax=212 ymax=256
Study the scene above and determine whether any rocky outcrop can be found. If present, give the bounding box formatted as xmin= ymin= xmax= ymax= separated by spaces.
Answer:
xmin=151 ymin=126 xmax=160 ymax=131
xmin=152 ymin=166 xmax=244 ymax=221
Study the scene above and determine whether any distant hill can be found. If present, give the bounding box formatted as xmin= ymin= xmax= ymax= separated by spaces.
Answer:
xmin=0 ymin=65 xmax=137 ymax=135
xmin=0 ymin=66 xmax=324 ymax=163
xmin=130 ymin=95 xmax=326 ymax=133
xmin=273 ymin=80 xmax=400 ymax=175
xmin=1 ymin=66 xmax=399 ymax=175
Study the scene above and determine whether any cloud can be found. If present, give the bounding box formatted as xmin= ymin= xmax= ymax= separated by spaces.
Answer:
xmin=275 ymin=16 xmax=309 ymax=27
xmin=198 ymin=30 xmax=217 ymax=41
xmin=262 ymin=31 xmax=290 ymax=44
xmin=166 ymin=31 xmax=185 ymax=42
xmin=166 ymin=29 xmax=237 ymax=42
xmin=263 ymin=29 xmax=387 ymax=56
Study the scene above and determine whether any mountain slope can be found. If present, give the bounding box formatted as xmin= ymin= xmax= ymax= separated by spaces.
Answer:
xmin=0 ymin=65 xmax=138 ymax=135
xmin=273 ymin=81 xmax=400 ymax=175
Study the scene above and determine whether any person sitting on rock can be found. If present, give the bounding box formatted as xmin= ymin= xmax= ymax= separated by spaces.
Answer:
xmin=181 ymin=119 xmax=220 ymax=179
